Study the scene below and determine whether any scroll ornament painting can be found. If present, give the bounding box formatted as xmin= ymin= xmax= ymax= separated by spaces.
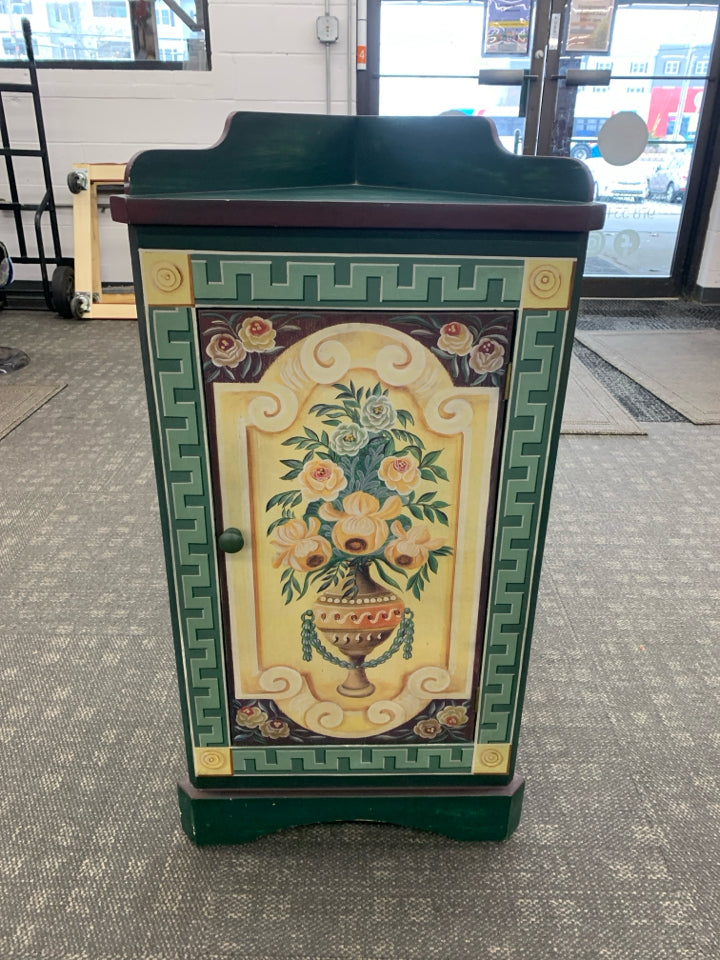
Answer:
xmin=201 ymin=309 xmax=513 ymax=746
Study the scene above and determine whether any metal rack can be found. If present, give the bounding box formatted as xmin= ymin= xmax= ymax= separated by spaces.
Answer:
xmin=0 ymin=18 xmax=74 ymax=314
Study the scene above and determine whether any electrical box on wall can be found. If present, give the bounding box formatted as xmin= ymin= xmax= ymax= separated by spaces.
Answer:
xmin=316 ymin=15 xmax=339 ymax=43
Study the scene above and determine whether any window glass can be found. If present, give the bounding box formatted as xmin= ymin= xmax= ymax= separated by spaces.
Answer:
xmin=0 ymin=0 xmax=208 ymax=66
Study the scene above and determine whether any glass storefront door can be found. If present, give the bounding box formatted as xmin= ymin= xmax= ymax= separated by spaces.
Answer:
xmin=373 ymin=0 xmax=720 ymax=291
xmin=543 ymin=3 xmax=718 ymax=280
xmin=377 ymin=0 xmax=545 ymax=153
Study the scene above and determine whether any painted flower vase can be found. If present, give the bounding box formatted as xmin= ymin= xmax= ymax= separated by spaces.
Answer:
xmin=313 ymin=565 xmax=404 ymax=698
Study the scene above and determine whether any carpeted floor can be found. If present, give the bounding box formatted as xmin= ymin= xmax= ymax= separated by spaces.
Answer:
xmin=0 ymin=381 xmax=68 ymax=439
xmin=1 ymin=305 xmax=719 ymax=960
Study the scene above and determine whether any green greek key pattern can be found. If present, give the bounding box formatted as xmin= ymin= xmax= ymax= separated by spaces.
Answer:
xmin=478 ymin=309 xmax=566 ymax=743
xmin=149 ymin=306 xmax=228 ymax=747
xmin=232 ymin=745 xmax=474 ymax=774
xmin=191 ymin=255 xmax=524 ymax=307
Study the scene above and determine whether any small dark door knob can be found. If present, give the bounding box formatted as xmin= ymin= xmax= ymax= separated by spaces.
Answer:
xmin=218 ymin=527 xmax=245 ymax=553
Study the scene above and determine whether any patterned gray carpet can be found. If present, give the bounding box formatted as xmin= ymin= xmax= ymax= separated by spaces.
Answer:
xmin=1 ymin=307 xmax=719 ymax=960
xmin=0 ymin=380 xmax=68 ymax=439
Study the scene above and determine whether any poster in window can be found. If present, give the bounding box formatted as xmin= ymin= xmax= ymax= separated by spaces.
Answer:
xmin=483 ymin=0 xmax=531 ymax=57
xmin=564 ymin=0 xmax=616 ymax=54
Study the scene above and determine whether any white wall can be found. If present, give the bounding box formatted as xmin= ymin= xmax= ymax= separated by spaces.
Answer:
xmin=697 ymin=180 xmax=720 ymax=290
xmin=0 ymin=0 xmax=356 ymax=283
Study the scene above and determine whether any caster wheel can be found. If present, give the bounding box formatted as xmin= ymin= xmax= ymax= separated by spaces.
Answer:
xmin=67 ymin=169 xmax=89 ymax=194
xmin=51 ymin=264 xmax=75 ymax=318
xmin=71 ymin=293 xmax=92 ymax=320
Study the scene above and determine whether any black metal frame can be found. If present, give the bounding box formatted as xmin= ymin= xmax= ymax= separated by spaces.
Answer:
xmin=358 ymin=0 xmax=720 ymax=300
xmin=0 ymin=18 xmax=69 ymax=310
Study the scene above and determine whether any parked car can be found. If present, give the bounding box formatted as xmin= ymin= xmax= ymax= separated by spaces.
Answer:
xmin=583 ymin=157 xmax=649 ymax=203
xmin=647 ymin=153 xmax=691 ymax=202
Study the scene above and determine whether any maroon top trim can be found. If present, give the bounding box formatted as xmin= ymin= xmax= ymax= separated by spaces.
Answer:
xmin=110 ymin=195 xmax=605 ymax=233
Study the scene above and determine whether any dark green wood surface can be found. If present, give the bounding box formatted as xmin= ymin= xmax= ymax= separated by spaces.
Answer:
xmin=124 ymin=112 xmax=595 ymax=204
xmin=178 ymin=776 xmax=525 ymax=844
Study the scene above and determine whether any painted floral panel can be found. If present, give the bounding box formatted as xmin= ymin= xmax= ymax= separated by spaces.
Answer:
xmin=202 ymin=310 xmax=514 ymax=744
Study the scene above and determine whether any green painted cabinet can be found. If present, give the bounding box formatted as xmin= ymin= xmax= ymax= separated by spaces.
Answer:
xmin=112 ymin=113 xmax=604 ymax=844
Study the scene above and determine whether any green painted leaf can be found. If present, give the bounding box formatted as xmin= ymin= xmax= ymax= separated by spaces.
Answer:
xmin=266 ymin=491 xmax=294 ymax=510
xmin=392 ymin=429 xmax=425 ymax=450
xmin=396 ymin=408 xmax=415 ymax=427
xmin=267 ymin=517 xmax=291 ymax=535
xmin=371 ymin=560 xmax=402 ymax=590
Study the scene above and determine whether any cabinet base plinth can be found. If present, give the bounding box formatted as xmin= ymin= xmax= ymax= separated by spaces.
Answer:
xmin=177 ymin=775 xmax=525 ymax=845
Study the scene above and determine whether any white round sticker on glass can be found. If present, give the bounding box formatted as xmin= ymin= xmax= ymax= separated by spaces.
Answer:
xmin=598 ymin=112 xmax=649 ymax=166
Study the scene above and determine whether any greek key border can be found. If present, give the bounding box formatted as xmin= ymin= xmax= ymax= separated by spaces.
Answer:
xmin=191 ymin=254 xmax=524 ymax=308
xmin=146 ymin=253 xmax=572 ymax=774
xmin=478 ymin=309 xmax=567 ymax=743
xmin=232 ymin=745 xmax=474 ymax=775
xmin=148 ymin=306 xmax=229 ymax=748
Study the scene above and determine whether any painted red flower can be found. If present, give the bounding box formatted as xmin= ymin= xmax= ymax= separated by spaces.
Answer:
xmin=206 ymin=333 xmax=246 ymax=368
xmin=239 ymin=316 xmax=276 ymax=352
xmin=236 ymin=705 xmax=268 ymax=728
xmin=413 ymin=718 xmax=442 ymax=739
xmin=437 ymin=322 xmax=473 ymax=356
xmin=468 ymin=338 xmax=505 ymax=374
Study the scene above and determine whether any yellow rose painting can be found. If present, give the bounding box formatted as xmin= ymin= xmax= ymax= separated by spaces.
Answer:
xmin=298 ymin=458 xmax=348 ymax=502
xmin=378 ymin=454 xmax=421 ymax=494
xmin=265 ymin=381 xmax=453 ymax=606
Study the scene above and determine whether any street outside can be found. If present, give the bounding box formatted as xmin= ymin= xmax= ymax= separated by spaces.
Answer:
xmin=587 ymin=198 xmax=682 ymax=276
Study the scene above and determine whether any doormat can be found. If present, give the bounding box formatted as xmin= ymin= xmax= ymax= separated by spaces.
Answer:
xmin=0 ymin=381 xmax=67 ymax=440
xmin=561 ymin=357 xmax=646 ymax=435
xmin=575 ymin=330 xmax=720 ymax=425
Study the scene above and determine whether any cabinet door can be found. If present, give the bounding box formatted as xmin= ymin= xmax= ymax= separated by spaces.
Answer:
xmin=140 ymin=250 xmax=576 ymax=780
xmin=202 ymin=307 xmax=514 ymax=749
